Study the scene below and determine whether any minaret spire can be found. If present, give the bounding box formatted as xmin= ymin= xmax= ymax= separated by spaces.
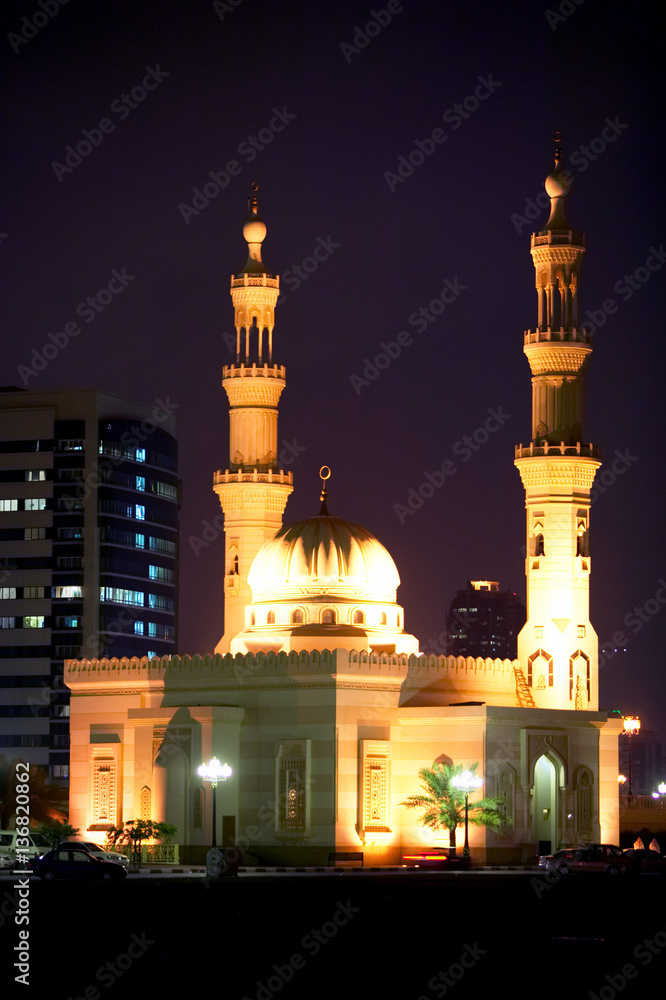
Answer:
xmin=213 ymin=185 xmax=293 ymax=652
xmin=514 ymin=139 xmax=601 ymax=711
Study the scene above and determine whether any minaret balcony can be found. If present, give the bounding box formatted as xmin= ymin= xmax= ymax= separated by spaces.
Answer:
xmin=213 ymin=468 xmax=293 ymax=486
xmin=223 ymin=363 xmax=286 ymax=380
xmin=524 ymin=328 xmax=591 ymax=345
xmin=231 ymin=273 xmax=279 ymax=289
xmin=531 ymin=230 xmax=585 ymax=248
xmin=514 ymin=441 xmax=600 ymax=460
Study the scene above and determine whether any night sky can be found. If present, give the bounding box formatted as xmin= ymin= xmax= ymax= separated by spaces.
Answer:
xmin=2 ymin=1 xmax=664 ymax=744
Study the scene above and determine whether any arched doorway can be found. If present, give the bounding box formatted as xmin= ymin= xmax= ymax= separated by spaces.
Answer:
xmin=533 ymin=754 xmax=558 ymax=855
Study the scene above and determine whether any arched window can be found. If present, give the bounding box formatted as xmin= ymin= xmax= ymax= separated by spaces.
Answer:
xmin=266 ymin=610 xmax=275 ymax=625
xmin=291 ymin=609 xmax=304 ymax=624
xmin=353 ymin=609 xmax=365 ymax=625
xmin=380 ymin=612 xmax=387 ymax=626
xmin=535 ymin=534 xmax=545 ymax=556
xmin=233 ymin=555 xmax=239 ymax=574
xmin=250 ymin=611 xmax=255 ymax=626
xmin=322 ymin=609 xmax=336 ymax=624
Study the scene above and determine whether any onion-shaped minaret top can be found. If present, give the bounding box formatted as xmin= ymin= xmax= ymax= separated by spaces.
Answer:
xmin=543 ymin=132 xmax=573 ymax=232
xmin=239 ymin=181 xmax=269 ymax=275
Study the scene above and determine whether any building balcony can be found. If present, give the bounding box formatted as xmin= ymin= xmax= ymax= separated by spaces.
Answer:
xmin=222 ymin=363 xmax=286 ymax=380
xmin=514 ymin=441 xmax=600 ymax=460
xmin=531 ymin=230 xmax=585 ymax=248
xmin=213 ymin=468 xmax=293 ymax=486
xmin=524 ymin=328 xmax=591 ymax=345
xmin=231 ymin=273 xmax=278 ymax=288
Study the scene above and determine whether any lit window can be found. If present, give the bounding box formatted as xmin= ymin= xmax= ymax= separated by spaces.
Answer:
xmin=135 ymin=448 xmax=146 ymax=462
xmin=24 ymin=616 xmax=45 ymax=628
xmin=25 ymin=470 xmax=46 ymax=481
xmin=135 ymin=534 xmax=145 ymax=548
xmin=135 ymin=505 xmax=145 ymax=520
xmin=0 ymin=500 xmax=18 ymax=511
xmin=52 ymin=586 xmax=82 ymax=599
xmin=134 ymin=621 xmax=144 ymax=635
xmin=147 ymin=651 xmax=157 ymax=659
xmin=25 ymin=498 xmax=46 ymax=510
xmin=136 ymin=476 xmax=146 ymax=491
xmin=0 ymin=588 xmax=17 ymax=600
xmin=0 ymin=617 xmax=16 ymax=628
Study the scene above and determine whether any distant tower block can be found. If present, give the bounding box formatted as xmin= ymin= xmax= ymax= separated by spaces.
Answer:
xmin=514 ymin=136 xmax=601 ymax=710
xmin=214 ymin=185 xmax=293 ymax=652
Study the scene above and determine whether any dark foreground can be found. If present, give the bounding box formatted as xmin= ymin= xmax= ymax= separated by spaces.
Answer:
xmin=1 ymin=871 xmax=664 ymax=999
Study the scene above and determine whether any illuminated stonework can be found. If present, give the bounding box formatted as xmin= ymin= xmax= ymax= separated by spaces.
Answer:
xmin=214 ymin=189 xmax=293 ymax=651
xmin=65 ymin=154 xmax=622 ymax=866
xmin=515 ymin=139 xmax=601 ymax=712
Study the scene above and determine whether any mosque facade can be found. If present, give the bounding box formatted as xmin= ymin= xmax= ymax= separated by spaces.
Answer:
xmin=66 ymin=156 xmax=622 ymax=865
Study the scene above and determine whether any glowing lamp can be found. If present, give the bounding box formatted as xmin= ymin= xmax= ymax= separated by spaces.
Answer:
xmin=658 ymin=783 xmax=666 ymax=795
xmin=197 ymin=758 xmax=232 ymax=848
xmin=622 ymin=716 xmax=641 ymax=735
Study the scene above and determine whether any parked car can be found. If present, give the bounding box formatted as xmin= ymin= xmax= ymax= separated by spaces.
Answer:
xmin=622 ymin=848 xmax=666 ymax=874
xmin=57 ymin=840 xmax=130 ymax=869
xmin=537 ymin=848 xmax=577 ymax=874
xmin=567 ymin=844 xmax=629 ymax=876
xmin=538 ymin=844 xmax=629 ymax=876
xmin=0 ymin=831 xmax=51 ymax=864
xmin=29 ymin=848 xmax=127 ymax=880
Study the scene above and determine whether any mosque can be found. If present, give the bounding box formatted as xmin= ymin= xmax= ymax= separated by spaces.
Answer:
xmin=66 ymin=151 xmax=622 ymax=865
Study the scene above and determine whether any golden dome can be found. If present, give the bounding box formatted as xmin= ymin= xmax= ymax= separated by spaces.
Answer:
xmin=249 ymin=514 xmax=400 ymax=603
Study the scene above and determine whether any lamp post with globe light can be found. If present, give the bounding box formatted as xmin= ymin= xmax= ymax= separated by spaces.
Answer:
xmin=197 ymin=758 xmax=232 ymax=849
xmin=451 ymin=771 xmax=484 ymax=859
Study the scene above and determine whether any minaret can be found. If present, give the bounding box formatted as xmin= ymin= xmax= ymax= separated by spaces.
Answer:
xmin=213 ymin=184 xmax=293 ymax=653
xmin=514 ymin=136 xmax=601 ymax=711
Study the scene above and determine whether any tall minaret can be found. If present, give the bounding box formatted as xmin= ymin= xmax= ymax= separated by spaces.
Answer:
xmin=514 ymin=136 xmax=601 ymax=711
xmin=213 ymin=184 xmax=293 ymax=653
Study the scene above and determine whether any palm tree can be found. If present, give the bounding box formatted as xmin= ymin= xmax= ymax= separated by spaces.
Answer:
xmin=400 ymin=761 xmax=509 ymax=855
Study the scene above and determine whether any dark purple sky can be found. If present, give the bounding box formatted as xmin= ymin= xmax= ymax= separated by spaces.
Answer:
xmin=2 ymin=1 xmax=664 ymax=744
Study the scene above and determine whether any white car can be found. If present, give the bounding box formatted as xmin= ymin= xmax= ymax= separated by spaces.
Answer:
xmin=0 ymin=831 xmax=52 ymax=864
xmin=57 ymin=841 xmax=130 ymax=869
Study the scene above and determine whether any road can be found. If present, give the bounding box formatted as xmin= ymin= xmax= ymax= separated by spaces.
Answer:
xmin=0 ymin=870 xmax=663 ymax=998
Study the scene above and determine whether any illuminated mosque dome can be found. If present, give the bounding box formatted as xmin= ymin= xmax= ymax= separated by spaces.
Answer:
xmin=249 ymin=514 xmax=400 ymax=603
xmin=229 ymin=470 xmax=419 ymax=656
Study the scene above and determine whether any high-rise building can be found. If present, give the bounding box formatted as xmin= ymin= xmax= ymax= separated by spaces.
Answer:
xmin=446 ymin=581 xmax=526 ymax=660
xmin=0 ymin=388 xmax=179 ymax=780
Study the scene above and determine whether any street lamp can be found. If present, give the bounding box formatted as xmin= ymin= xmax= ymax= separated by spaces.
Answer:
xmin=197 ymin=758 xmax=232 ymax=849
xmin=451 ymin=770 xmax=483 ymax=859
